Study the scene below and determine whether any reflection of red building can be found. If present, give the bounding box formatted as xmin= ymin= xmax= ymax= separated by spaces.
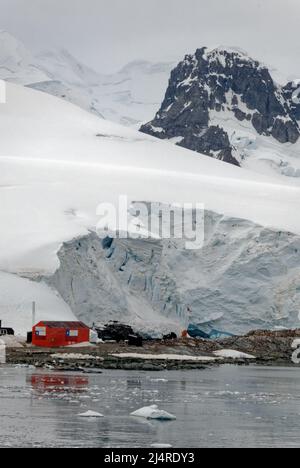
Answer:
xmin=30 ymin=374 xmax=88 ymax=393
xmin=32 ymin=321 xmax=90 ymax=348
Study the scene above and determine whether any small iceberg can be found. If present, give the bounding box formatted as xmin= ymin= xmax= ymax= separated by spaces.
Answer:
xmin=151 ymin=444 xmax=173 ymax=448
xmin=78 ymin=410 xmax=104 ymax=418
xmin=131 ymin=405 xmax=176 ymax=421
xmin=150 ymin=378 xmax=168 ymax=383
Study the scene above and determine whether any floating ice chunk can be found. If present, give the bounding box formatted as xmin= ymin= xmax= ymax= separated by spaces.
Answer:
xmin=151 ymin=444 xmax=173 ymax=448
xmin=78 ymin=410 xmax=104 ymax=418
xmin=131 ymin=405 xmax=176 ymax=421
xmin=150 ymin=378 xmax=168 ymax=383
xmin=213 ymin=349 xmax=255 ymax=359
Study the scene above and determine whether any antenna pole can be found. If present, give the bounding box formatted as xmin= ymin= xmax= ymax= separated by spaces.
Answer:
xmin=32 ymin=301 xmax=36 ymax=328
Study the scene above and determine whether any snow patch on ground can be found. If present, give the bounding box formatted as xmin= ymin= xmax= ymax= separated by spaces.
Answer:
xmin=51 ymin=353 xmax=103 ymax=361
xmin=0 ymin=335 xmax=25 ymax=348
xmin=111 ymin=353 xmax=218 ymax=362
xmin=213 ymin=350 xmax=256 ymax=359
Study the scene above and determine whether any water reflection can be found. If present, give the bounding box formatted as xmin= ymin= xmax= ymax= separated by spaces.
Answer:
xmin=0 ymin=366 xmax=299 ymax=448
xmin=127 ymin=378 xmax=142 ymax=390
xmin=29 ymin=374 xmax=89 ymax=395
xmin=0 ymin=339 xmax=6 ymax=364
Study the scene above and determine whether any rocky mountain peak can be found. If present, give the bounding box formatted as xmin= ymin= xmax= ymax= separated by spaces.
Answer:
xmin=140 ymin=46 xmax=300 ymax=167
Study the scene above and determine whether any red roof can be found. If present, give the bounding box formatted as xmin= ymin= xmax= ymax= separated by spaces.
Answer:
xmin=38 ymin=321 xmax=89 ymax=329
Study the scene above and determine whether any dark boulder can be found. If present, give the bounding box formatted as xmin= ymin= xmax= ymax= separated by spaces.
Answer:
xmin=95 ymin=321 xmax=138 ymax=343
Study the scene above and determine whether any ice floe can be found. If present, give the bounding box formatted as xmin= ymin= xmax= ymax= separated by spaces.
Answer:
xmin=151 ymin=443 xmax=173 ymax=448
xmin=131 ymin=405 xmax=176 ymax=420
xmin=78 ymin=410 xmax=104 ymax=418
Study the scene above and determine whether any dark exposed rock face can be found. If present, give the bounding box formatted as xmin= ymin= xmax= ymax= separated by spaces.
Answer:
xmin=140 ymin=47 xmax=300 ymax=166
xmin=177 ymin=125 xmax=240 ymax=166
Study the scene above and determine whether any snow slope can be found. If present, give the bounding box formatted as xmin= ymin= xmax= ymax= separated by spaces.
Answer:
xmin=1 ymin=30 xmax=299 ymax=184
xmin=0 ymin=272 xmax=75 ymax=335
xmin=209 ymin=107 xmax=300 ymax=180
xmin=1 ymin=83 xmax=300 ymax=334
xmin=1 ymin=82 xmax=300 ymax=269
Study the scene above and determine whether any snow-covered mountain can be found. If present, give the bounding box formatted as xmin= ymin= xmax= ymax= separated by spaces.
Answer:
xmin=141 ymin=47 xmax=300 ymax=180
xmin=2 ymin=31 xmax=300 ymax=182
xmin=1 ymin=82 xmax=300 ymax=335
xmin=0 ymin=30 xmax=49 ymax=84
xmin=35 ymin=53 xmax=174 ymax=126
xmin=0 ymin=30 xmax=173 ymax=126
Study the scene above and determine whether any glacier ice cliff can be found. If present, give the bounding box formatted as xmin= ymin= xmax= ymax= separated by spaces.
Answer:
xmin=46 ymin=211 xmax=300 ymax=336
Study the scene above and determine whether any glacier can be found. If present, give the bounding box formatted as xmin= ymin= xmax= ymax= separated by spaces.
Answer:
xmin=47 ymin=212 xmax=300 ymax=336
xmin=0 ymin=81 xmax=300 ymax=335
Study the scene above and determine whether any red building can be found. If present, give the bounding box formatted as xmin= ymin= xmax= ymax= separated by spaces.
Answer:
xmin=32 ymin=321 xmax=90 ymax=348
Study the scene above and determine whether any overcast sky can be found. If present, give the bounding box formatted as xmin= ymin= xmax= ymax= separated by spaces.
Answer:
xmin=0 ymin=0 xmax=299 ymax=77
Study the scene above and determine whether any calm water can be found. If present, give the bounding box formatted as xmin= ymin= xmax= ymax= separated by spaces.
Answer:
xmin=0 ymin=365 xmax=299 ymax=448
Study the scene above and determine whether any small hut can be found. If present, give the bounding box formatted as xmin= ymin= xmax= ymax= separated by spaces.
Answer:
xmin=32 ymin=321 xmax=90 ymax=348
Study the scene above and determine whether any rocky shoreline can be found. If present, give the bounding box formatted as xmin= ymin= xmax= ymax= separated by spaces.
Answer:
xmin=4 ymin=329 xmax=300 ymax=371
